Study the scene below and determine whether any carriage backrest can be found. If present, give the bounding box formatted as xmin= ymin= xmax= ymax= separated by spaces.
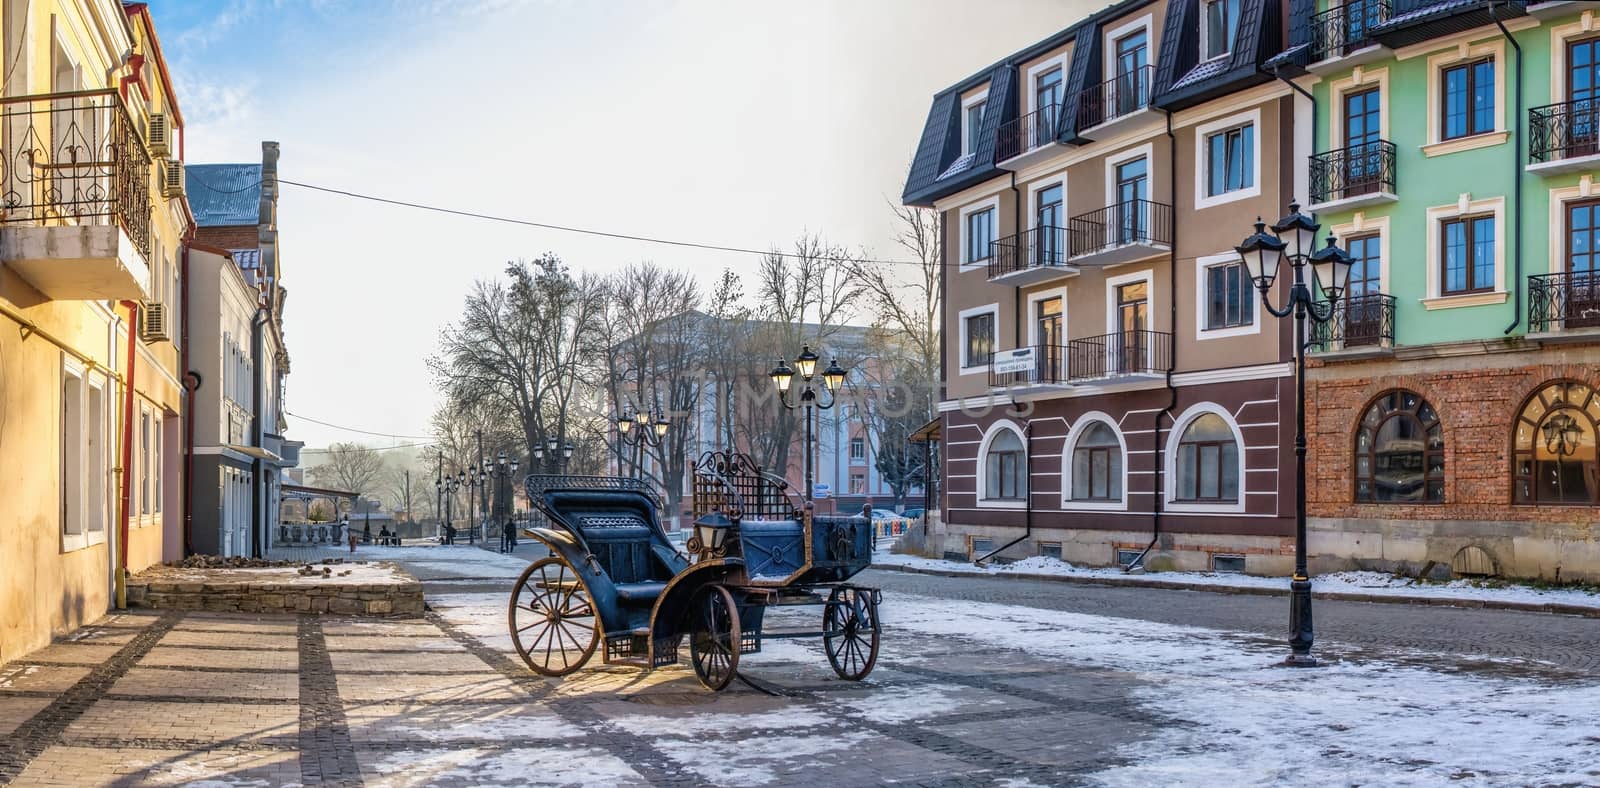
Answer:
xmin=692 ymin=451 xmax=803 ymax=521
xmin=537 ymin=489 xmax=676 ymax=584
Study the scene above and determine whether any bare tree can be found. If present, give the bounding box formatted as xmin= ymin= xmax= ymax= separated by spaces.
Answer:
xmin=386 ymin=467 xmax=417 ymax=522
xmin=309 ymin=442 xmax=386 ymax=523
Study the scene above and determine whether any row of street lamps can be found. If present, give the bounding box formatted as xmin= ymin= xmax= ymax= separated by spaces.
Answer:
xmin=432 ymin=439 xmax=574 ymax=542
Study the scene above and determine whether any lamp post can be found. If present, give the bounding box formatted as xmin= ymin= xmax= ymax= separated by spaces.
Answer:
xmin=532 ymin=436 xmax=575 ymax=475
xmin=1235 ymin=200 xmax=1355 ymax=668
xmin=617 ymin=408 xmax=670 ymax=480
xmin=465 ymin=465 xmax=483 ymax=544
xmin=435 ymin=471 xmax=462 ymax=543
xmin=769 ymin=346 xmax=849 ymax=504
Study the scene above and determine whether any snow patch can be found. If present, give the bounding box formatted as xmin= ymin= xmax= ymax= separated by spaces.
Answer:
xmin=364 ymin=746 xmax=642 ymax=787
xmin=654 ymin=731 xmax=876 ymax=786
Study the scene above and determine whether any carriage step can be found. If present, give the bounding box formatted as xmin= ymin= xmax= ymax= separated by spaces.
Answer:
xmin=631 ymin=628 xmax=651 ymax=637
xmin=607 ymin=656 xmax=651 ymax=669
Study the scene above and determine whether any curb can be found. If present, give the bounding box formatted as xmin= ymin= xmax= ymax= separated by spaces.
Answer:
xmin=874 ymin=563 xmax=1600 ymax=619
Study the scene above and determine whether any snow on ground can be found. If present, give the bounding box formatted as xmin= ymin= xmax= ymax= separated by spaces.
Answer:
xmin=141 ymin=562 xmax=408 ymax=586
xmin=361 ymin=745 xmax=643 ymax=788
xmin=876 ymin=547 xmax=1600 ymax=610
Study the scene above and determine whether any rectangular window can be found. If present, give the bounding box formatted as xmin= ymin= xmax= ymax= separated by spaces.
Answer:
xmin=1441 ymin=214 xmax=1495 ymax=295
xmin=1204 ymin=0 xmax=1240 ymax=60
xmin=140 ymin=409 xmax=150 ymax=515
xmin=1206 ymin=124 xmax=1255 ymax=197
xmin=1205 ymin=261 xmax=1254 ymax=329
xmin=87 ymin=381 xmax=105 ymax=535
xmin=62 ymin=367 xmax=84 ymax=536
xmin=965 ymin=100 xmax=986 ymax=156
xmin=1039 ymin=542 xmax=1063 ymax=560
xmin=153 ymin=415 xmax=162 ymax=514
xmin=965 ymin=208 xmax=995 ymax=264
xmin=971 ymin=537 xmax=995 ymax=557
xmin=1441 ymin=58 xmax=1494 ymax=140
xmin=963 ymin=313 xmax=995 ymax=367
xmin=849 ymin=436 xmax=866 ymax=462
xmin=1211 ymin=554 xmax=1247 ymax=573
xmin=849 ymin=472 xmax=867 ymax=495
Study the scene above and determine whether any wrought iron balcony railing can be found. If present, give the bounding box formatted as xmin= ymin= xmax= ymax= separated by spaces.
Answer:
xmin=988 ymin=344 xmax=1069 ymax=389
xmin=989 ymin=225 xmax=1070 ymax=279
xmin=996 ymin=103 xmax=1061 ymax=162
xmin=1068 ymin=199 xmax=1172 ymax=259
xmin=1309 ymin=140 xmax=1396 ymax=205
xmin=1306 ymin=0 xmax=1390 ymax=62
xmin=1529 ymin=271 xmax=1600 ymax=333
xmin=1529 ymin=99 xmax=1600 ymax=166
xmin=1065 ymin=330 xmax=1172 ymax=381
xmin=0 ymin=89 xmax=152 ymax=259
xmin=1074 ymin=65 xmax=1154 ymax=130
xmin=1309 ymin=293 xmax=1395 ymax=351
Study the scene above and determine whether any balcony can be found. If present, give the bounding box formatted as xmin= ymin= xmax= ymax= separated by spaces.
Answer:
xmin=996 ymin=103 xmax=1063 ymax=170
xmin=1065 ymin=330 xmax=1172 ymax=382
xmin=1304 ymin=1 xmax=1390 ymax=71
xmin=1529 ymin=271 xmax=1600 ymax=339
xmin=988 ymin=226 xmax=1078 ymax=285
xmin=0 ymin=89 xmax=153 ymax=301
xmin=988 ymin=344 xmax=1069 ymax=392
xmin=1307 ymin=140 xmax=1397 ymax=212
xmin=1370 ymin=0 xmax=1525 ymax=50
xmin=1067 ymin=199 xmax=1172 ymax=267
xmin=1073 ymin=65 xmax=1155 ymax=139
xmin=1309 ymin=294 xmax=1396 ymax=356
xmin=1527 ymin=99 xmax=1600 ymax=175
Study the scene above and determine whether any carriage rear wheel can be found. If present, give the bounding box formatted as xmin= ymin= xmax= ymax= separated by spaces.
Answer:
xmin=823 ymin=586 xmax=880 ymax=681
xmin=509 ymin=557 xmax=599 ymax=676
xmin=689 ymin=585 xmax=741 ymax=691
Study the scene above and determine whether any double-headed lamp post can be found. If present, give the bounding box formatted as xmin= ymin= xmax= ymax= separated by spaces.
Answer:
xmin=769 ymin=346 xmax=849 ymax=504
xmin=434 ymin=471 xmax=462 ymax=541
xmin=617 ymin=409 xmax=670 ymax=479
xmin=490 ymin=450 xmax=521 ymax=522
xmin=1234 ymin=200 xmax=1355 ymax=668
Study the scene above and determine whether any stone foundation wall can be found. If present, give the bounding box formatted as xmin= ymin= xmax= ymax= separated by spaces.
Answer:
xmin=127 ymin=579 xmax=425 ymax=616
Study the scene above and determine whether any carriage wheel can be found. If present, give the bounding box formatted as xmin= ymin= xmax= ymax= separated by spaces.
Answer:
xmin=508 ymin=557 xmax=598 ymax=676
xmin=689 ymin=585 xmax=741 ymax=691
xmin=823 ymin=587 xmax=880 ymax=681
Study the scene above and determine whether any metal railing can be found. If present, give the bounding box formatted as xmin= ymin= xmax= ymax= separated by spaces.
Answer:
xmin=0 ymin=89 xmax=152 ymax=258
xmin=987 ymin=344 xmax=1069 ymax=389
xmin=988 ymin=225 xmax=1070 ymax=279
xmin=1065 ymin=330 xmax=1172 ymax=381
xmin=1309 ymin=293 xmax=1395 ymax=351
xmin=1074 ymin=64 xmax=1153 ymax=130
xmin=1068 ymin=199 xmax=1172 ymax=258
xmin=996 ymin=102 xmax=1061 ymax=162
xmin=1309 ymin=140 xmax=1396 ymax=205
xmin=1529 ymin=99 xmax=1600 ymax=166
xmin=1305 ymin=0 xmax=1390 ymax=62
xmin=1529 ymin=271 xmax=1600 ymax=333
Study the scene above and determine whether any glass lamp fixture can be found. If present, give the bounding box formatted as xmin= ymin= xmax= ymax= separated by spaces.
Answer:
xmin=1236 ymin=218 xmax=1287 ymax=291
xmin=823 ymin=359 xmax=847 ymax=392
xmin=1271 ymin=200 xmax=1320 ymax=260
xmin=1309 ymin=237 xmax=1356 ymax=302
xmin=795 ymin=346 xmax=819 ymax=380
xmin=769 ymin=358 xmax=794 ymax=392
xmin=618 ymin=413 xmax=633 ymax=434
xmin=562 ymin=442 xmax=575 ymax=460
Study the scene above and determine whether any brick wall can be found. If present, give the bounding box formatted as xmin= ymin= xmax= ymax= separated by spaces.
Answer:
xmin=195 ymin=225 xmax=258 ymax=251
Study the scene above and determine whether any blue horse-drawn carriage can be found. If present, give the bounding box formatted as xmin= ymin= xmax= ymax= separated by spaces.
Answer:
xmin=508 ymin=451 xmax=881 ymax=690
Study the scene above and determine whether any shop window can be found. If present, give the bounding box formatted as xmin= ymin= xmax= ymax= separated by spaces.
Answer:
xmin=1354 ymin=390 xmax=1445 ymax=503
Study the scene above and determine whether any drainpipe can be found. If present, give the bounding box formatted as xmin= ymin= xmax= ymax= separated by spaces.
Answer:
xmin=180 ymin=243 xmax=197 ymax=557
xmin=977 ymin=418 xmax=1032 ymax=565
xmin=250 ymin=307 xmax=269 ymax=558
xmin=1127 ymin=110 xmax=1182 ymax=572
xmin=115 ymin=301 xmax=139 ymax=609
xmin=1495 ymin=10 xmax=1524 ymax=335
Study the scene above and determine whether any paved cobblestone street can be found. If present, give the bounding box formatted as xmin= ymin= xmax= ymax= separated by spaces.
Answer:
xmin=1 ymin=545 xmax=1596 ymax=786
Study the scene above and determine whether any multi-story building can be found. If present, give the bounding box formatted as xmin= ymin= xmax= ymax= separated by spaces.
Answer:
xmin=906 ymin=0 xmax=1312 ymax=572
xmin=1272 ymin=0 xmax=1600 ymax=579
xmin=0 ymin=1 xmax=191 ymax=661
xmin=187 ymin=145 xmax=297 ymax=557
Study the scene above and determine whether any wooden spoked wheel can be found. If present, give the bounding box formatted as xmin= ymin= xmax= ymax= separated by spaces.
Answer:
xmin=689 ymin=585 xmax=741 ymax=691
xmin=508 ymin=557 xmax=598 ymax=676
xmin=823 ymin=586 xmax=880 ymax=681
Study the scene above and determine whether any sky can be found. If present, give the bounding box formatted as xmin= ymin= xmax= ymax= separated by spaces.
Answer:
xmin=148 ymin=0 xmax=1101 ymax=454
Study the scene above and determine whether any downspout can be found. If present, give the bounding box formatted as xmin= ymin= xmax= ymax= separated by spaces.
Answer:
xmin=250 ymin=307 xmax=269 ymax=558
xmin=181 ymin=243 xmax=197 ymax=557
xmin=1495 ymin=10 xmax=1524 ymax=335
xmin=1127 ymin=109 xmax=1181 ymax=572
xmin=977 ymin=418 xmax=1032 ymax=565
xmin=115 ymin=301 xmax=140 ymax=609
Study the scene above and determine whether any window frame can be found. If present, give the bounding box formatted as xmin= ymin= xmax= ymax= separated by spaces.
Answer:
xmin=1424 ymin=196 xmax=1505 ymax=307
xmin=1163 ymin=404 xmax=1247 ymax=513
xmin=978 ymin=421 xmax=1028 ymax=509
xmin=1196 ymin=251 xmax=1258 ymax=337
xmin=1205 ymin=124 xmax=1255 ymax=198
xmin=1439 ymin=56 xmax=1495 ymax=142
xmin=849 ymin=436 xmax=867 ymax=463
xmin=1439 ymin=212 xmax=1496 ymax=296
xmin=1422 ymin=41 xmax=1507 ymax=156
xmin=1354 ymin=390 xmax=1446 ymax=504
xmin=1192 ymin=109 xmax=1261 ymax=209
xmin=1201 ymin=0 xmax=1240 ymax=62
xmin=1062 ymin=413 xmax=1129 ymax=511
xmin=961 ymin=90 xmax=989 ymax=157
xmin=958 ymin=197 xmax=1000 ymax=271
xmin=1511 ymin=380 xmax=1600 ymax=506
xmin=958 ymin=303 xmax=999 ymax=374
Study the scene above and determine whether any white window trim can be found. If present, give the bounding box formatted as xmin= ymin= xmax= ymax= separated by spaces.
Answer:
xmin=1551 ymin=13 xmax=1600 ymax=104
xmin=1061 ymin=411 xmax=1129 ymax=511
xmin=1421 ymin=39 xmax=1509 ymax=156
xmin=977 ymin=420 xmax=1028 ymax=510
xmin=1103 ymin=13 xmax=1155 ymax=89
xmin=1026 ymin=286 xmax=1069 ymax=347
xmin=958 ymin=302 xmax=1000 ymax=375
xmin=1549 ymin=178 xmax=1599 ymax=278
xmin=1327 ymin=212 xmax=1391 ymax=294
xmin=1422 ymin=194 xmax=1507 ymax=309
xmin=1105 ymin=269 xmax=1156 ymax=336
xmin=85 ymin=373 xmax=108 ymax=543
xmin=1025 ymin=173 xmax=1068 ymax=232
xmin=1194 ymin=250 xmax=1261 ymax=339
xmin=61 ymin=359 xmax=88 ymax=552
xmin=1199 ymin=0 xmax=1237 ymax=63
xmin=1193 ymin=108 xmax=1262 ymax=210
xmin=1026 ymin=55 xmax=1069 ymax=117
xmin=1103 ymin=143 xmax=1155 ymax=213
xmin=962 ymin=89 xmax=990 ymax=157
xmin=958 ymin=196 xmax=1000 ymax=272
xmin=1163 ymin=402 xmax=1247 ymax=514
xmin=1328 ymin=66 xmax=1390 ymax=149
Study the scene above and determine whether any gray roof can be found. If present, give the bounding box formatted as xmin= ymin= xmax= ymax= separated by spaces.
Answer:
xmin=188 ymin=163 xmax=263 ymax=227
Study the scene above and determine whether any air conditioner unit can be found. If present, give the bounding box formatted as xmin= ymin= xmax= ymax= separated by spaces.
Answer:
xmin=139 ymin=301 xmax=170 ymax=343
xmin=147 ymin=113 xmax=171 ymax=157
xmin=162 ymin=159 xmax=185 ymax=198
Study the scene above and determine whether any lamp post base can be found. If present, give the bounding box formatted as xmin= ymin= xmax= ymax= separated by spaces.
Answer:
xmin=1286 ymin=577 xmax=1318 ymax=667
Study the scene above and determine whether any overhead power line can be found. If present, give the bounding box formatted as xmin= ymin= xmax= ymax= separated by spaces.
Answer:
xmin=286 ymin=410 xmax=433 ymax=440
xmin=300 ymin=440 xmax=437 ymax=456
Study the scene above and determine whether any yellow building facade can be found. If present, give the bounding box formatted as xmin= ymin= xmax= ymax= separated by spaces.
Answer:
xmin=0 ymin=0 xmax=190 ymax=663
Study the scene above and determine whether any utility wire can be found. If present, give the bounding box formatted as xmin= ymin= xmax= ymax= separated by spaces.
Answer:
xmin=286 ymin=410 xmax=433 ymax=440
xmin=300 ymin=441 xmax=436 ymax=455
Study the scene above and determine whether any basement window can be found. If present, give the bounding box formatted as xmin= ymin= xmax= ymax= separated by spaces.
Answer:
xmin=1038 ymin=542 xmax=1063 ymax=560
xmin=1211 ymin=554 xmax=1247 ymax=573
xmin=1116 ymin=549 xmax=1144 ymax=568
xmin=970 ymin=537 xmax=995 ymax=558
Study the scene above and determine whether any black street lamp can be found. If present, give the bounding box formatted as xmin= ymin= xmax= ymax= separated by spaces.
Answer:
xmin=532 ymin=436 xmax=575 ymax=474
xmin=617 ymin=408 xmax=669 ymax=480
xmin=435 ymin=471 xmax=463 ymax=543
xmin=769 ymin=346 xmax=849 ymax=503
xmin=1235 ymin=200 xmax=1355 ymax=668
xmin=487 ymin=449 xmax=521 ymax=551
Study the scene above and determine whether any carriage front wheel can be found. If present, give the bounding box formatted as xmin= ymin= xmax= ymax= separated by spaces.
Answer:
xmin=823 ymin=586 xmax=880 ymax=681
xmin=689 ymin=585 xmax=741 ymax=691
xmin=509 ymin=557 xmax=599 ymax=676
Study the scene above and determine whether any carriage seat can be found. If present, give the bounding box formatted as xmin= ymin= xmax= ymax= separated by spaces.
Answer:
xmin=613 ymin=581 xmax=668 ymax=605
xmin=573 ymin=514 xmax=676 ymax=607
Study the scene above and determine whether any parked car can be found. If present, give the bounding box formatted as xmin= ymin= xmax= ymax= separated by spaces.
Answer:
xmin=901 ymin=508 xmax=925 ymax=522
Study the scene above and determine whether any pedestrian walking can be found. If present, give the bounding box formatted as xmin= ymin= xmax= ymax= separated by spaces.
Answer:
xmin=444 ymin=523 xmax=456 ymax=545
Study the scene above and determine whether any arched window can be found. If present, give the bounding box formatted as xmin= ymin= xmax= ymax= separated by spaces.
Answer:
xmin=1071 ymin=422 xmax=1123 ymax=501
xmin=1175 ymin=412 xmax=1239 ymax=502
xmin=1513 ymin=381 xmax=1600 ymax=504
xmin=983 ymin=428 xmax=1026 ymax=502
xmin=1354 ymin=390 xmax=1444 ymax=503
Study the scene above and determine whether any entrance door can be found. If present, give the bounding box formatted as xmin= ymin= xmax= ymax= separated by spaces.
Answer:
xmin=1567 ymin=198 xmax=1600 ymax=328
xmin=1343 ymin=87 xmax=1381 ymax=197
xmin=1035 ymin=184 xmax=1064 ymax=266
xmin=1115 ymin=281 xmax=1148 ymax=374
xmin=1115 ymin=158 xmax=1148 ymax=245
xmin=1343 ymin=235 xmax=1383 ymax=346
xmin=1569 ymin=37 xmax=1600 ymax=156
xmin=1036 ymin=297 xmax=1063 ymax=381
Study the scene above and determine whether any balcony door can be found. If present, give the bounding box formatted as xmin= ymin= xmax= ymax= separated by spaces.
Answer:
xmin=1341 ymin=0 xmax=1376 ymax=56
xmin=1566 ymin=198 xmax=1600 ymax=329
xmin=1115 ymin=281 xmax=1148 ymax=374
xmin=1115 ymin=157 xmax=1148 ymax=245
xmin=1343 ymin=87 xmax=1381 ymax=197
xmin=1114 ymin=31 xmax=1148 ymax=118
xmin=1035 ymin=67 xmax=1063 ymax=148
xmin=1343 ymin=235 xmax=1383 ymax=346
xmin=1035 ymin=184 xmax=1064 ymax=266
xmin=1568 ymin=37 xmax=1600 ymax=156
xmin=1035 ymin=297 xmax=1063 ymax=381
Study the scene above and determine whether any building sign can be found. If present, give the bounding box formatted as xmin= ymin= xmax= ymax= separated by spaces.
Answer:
xmin=990 ymin=347 xmax=1036 ymax=374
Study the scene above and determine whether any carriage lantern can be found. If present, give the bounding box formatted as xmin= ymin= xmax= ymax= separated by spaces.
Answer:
xmin=689 ymin=511 xmax=733 ymax=562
